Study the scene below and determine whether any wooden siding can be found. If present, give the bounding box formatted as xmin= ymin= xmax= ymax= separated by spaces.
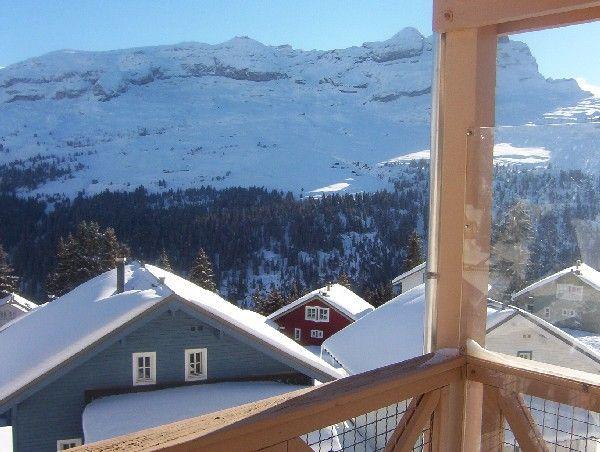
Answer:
xmin=13 ymin=309 xmax=295 ymax=452
xmin=513 ymin=272 xmax=600 ymax=334
xmin=271 ymin=298 xmax=352 ymax=346
xmin=486 ymin=314 xmax=600 ymax=374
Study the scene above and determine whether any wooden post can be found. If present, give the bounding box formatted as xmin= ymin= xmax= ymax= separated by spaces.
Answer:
xmin=427 ymin=25 xmax=497 ymax=452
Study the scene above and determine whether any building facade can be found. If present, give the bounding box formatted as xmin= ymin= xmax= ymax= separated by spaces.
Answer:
xmin=0 ymin=294 xmax=37 ymax=329
xmin=512 ymin=263 xmax=600 ymax=334
xmin=391 ymin=262 xmax=426 ymax=295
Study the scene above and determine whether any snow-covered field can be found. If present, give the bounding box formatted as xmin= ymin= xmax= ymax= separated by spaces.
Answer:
xmin=0 ymin=29 xmax=594 ymax=199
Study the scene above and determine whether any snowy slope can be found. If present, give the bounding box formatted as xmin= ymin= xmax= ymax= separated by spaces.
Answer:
xmin=0 ymin=29 xmax=592 ymax=198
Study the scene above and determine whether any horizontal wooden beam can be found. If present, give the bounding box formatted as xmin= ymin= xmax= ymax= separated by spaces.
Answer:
xmin=77 ymin=351 xmax=463 ymax=452
xmin=498 ymin=5 xmax=600 ymax=34
xmin=466 ymin=346 xmax=600 ymax=412
xmin=434 ymin=0 xmax=600 ymax=32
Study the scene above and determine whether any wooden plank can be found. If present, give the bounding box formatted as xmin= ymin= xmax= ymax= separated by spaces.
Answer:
xmin=259 ymin=438 xmax=311 ymax=452
xmin=433 ymin=0 xmax=600 ymax=32
xmin=75 ymin=352 xmax=464 ymax=452
xmin=495 ymin=388 xmax=549 ymax=452
xmin=498 ymin=5 xmax=600 ymax=34
xmin=385 ymin=389 xmax=440 ymax=452
xmin=480 ymin=385 xmax=504 ymax=452
xmin=466 ymin=354 xmax=600 ymax=413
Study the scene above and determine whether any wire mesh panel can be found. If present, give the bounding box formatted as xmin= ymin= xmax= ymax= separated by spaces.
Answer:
xmin=502 ymin=394 xmax=600 ymax=451
xmin=298 ymin=400 xmax=433 ymax=451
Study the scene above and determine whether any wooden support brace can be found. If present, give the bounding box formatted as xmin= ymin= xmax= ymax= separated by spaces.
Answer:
xmin=491 ymin=388 xmax=549 ymax=452
xmin=385 ymin=389 xmax=440 ymax=452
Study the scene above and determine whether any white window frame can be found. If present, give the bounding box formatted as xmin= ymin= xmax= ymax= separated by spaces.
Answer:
xmin=310 ymin=329 xmax=324 ymax=339
xmin=294 ymin=328 xmax=301 ymax=340
xmin=305 ymin=306 xmax=318 ymax=321
xmin=517 ymin=351 xmax=533 ymax=360
xmin=132 ymin=352 xmax=156 ymax=386
xmin=57 ymin=438 xmax=82 ymax=450
xmin=318 ymin=307 xmax=330 ymax=322
xmin=185 ymin=348 xmax=208 ymax=381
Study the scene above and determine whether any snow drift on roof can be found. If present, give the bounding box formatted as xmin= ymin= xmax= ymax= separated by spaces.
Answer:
xmin=0 ymin=293 xmax=38 ymax=311
xmin=267 ymin=283 xmax=374 ymax=321
xmin=391 ymin=262 xmax=426 ymax=285
xmin=0 ymin=262 xmax=168 ymax=405
xmin=0 ymin=262 xmax=342 ymax=407
xmin=83 ymin=381 xmax=307 ymax=442
xmin=145 ymin=265 xmax=343 ymax=381
xmin=322 ymin=285 xmax=426 ymax=375
xmin=512 ymin=262 xmax=600 ymax=299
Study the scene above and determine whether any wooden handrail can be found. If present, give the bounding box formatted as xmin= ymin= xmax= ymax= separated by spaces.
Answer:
xmin=466 ymin=341 xmax=600 ymax=412
xmin=77 ymin=350 xmax=463 ymax=452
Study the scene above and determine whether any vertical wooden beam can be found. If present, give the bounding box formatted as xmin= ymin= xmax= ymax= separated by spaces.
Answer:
xmin=480 ymin=385 xmax=504 ymax=452
xmin=427 ymin=24 xmax=497 ymax=452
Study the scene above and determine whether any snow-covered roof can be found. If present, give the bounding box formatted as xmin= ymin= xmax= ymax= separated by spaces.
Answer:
xmin=323 ymin=284 xmax=600 ymax=375
xmin=82 ymin=381 xmax=307 ymax=442
xmin=0 ymin=262 xmax=342 ymax=409
xmin=391 ymin=262 xmax=426 ymax=285
xmin=512 ymin=262 xmax=600 ymax=299
xmin=0 ymin=293 xmax=38 ymax=312
xmin=322 ymin=285 xmax=426 ymax=375
xmin=267 ymin=284 xmax=374 ymax=322
xmin=561 ymin=328 xmax=600 ymax=355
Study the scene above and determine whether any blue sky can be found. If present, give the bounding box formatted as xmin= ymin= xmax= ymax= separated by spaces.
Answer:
xmin=1 ymin=0 xmax=598 ymax=88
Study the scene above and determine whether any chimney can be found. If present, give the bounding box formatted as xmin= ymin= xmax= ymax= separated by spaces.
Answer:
xmin=116 ymin=257 xmax=126 ymax=294
xmin=158 ymin=276 xmax=165 ymax=285
xmin=326 ymin=282 xmax=331 ymax=292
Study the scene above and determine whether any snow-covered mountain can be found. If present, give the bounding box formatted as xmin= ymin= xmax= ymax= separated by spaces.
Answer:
xmin=0 ymin=28 xmax=595 ymax=198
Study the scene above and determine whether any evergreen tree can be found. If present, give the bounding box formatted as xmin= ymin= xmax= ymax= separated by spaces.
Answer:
xmin=491 ymin=201 xmax=533 ymax=302
xmin=0 ymin=245 xmax=19 ymax=297
xmin=254 ymin=286 xmax=287 ymax=316
xmin=157 ymin=249 xmax=173 ymax=272
xmin=404 ymin=231 xmax=423 ymax=271
xmin=189 ymin=248 xmax=217 ymax=292
xmin=46 ymin=221 xmax=129 ymax=298
xmin=337 ymin=272 xmax=353 ymax=290
xmin=365 ymin=282 xmax=394 ymax=308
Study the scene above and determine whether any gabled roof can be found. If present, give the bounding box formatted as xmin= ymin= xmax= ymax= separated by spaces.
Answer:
xmin=323 ymin=284 xmax=600 ymax=375
xmin=0 ymin=293 xmax=38 ymax=312
xmin=512 ymin=262 xmax=600 ymax=300
xmin=266 ymin=284 xmax=374 ymax=322
xmin=0 ymin=262 xmax=342 ymax=409
xmin=322 ymin=285 xmax=426 ymax=375
xmin=391 ymin=262 xmax=426 ymax=285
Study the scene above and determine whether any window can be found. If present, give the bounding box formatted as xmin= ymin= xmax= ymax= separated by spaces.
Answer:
xmin=318 ymin=307 xmax=330 ymax=322
xmin=305 ymin=306 xmax=329 ymax=322
xmin=556 ymin=284 xmax=583 ymax=301
xmin=517 ymin=351 xmax=533 ymax=360
xmin=57 ymin=439 xmax=82 ymax=450
xmin=310 ymin=329 xmax=324 ymax=339
xmin=305 ymin=306 xmax=318 ymax=321
xmin=526 ymin=304 xmax=534 ymax=312
xmin=132 ymin=352 xmax=156 ymax=385
xmin=294 ymin=328 xmax=301 ymax=340
xmin=522 ymin=334 xmax=531 ymax=339
xmin=544 ymin=307 xmax=550 ymax=317
xmin=185 ymin=348 xmax=207 ymax=381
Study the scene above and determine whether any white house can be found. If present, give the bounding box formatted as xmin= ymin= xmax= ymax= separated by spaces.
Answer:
xmin=511 ymin=262 xmax=600 ymax=334
xmin=322 ymin=284 xmax=600 ymax=375
xmin=0 ymin=293 xmax=38 ymax=329
xmin=391 ymin=262 xmax=426 ymax=295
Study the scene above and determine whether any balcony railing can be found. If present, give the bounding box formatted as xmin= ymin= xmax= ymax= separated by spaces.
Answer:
xmin=76 ymin=345 xmax=599 ymax=452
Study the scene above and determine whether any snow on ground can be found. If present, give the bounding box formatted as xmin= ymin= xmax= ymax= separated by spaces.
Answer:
xmin=309 ymin=182 xmax=350 ymax=194
xmin=83 ymin=381 xmax=307 ymax=442
xmin=0 ymin=427 xmax=12 ymax=452
xmin=493 ymin=142 xmax=549 ymax=165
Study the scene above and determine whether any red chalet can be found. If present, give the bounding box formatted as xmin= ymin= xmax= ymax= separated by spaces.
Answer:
xmin=266 ymin=284 xmax=374 ymax=346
